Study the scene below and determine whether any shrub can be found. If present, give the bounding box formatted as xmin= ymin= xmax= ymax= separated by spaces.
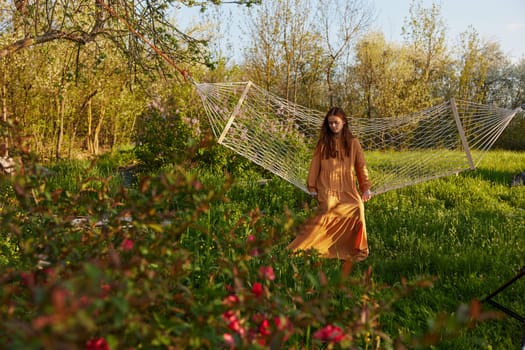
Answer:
xmin=0 ymin=146 xmax=507 ymax=349
xmin=494 ymin=114 xmax=525 ymax=150
xmin=134 ymin=105 xmax=193 ymax=170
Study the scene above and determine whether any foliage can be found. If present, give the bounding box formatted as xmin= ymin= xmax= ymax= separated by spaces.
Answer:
xmin=1 ymin=146 xmax=227 ymax=349
xmin=1 ymin=0 xmax=525 ymax=159
xmin=495 ymin=113 xmax=525 ymax=150
xmin=1 ymin=140 xmax=523 ymax=349
xmin=0 ymin=0 xmax=215 ymax=68
xmin=350 ymin=32 xmax=429 ymax=119
xmin=0 ymin=1 xmax=524 ymax=346
xmin=134 ymin=106 xmax=193 ymax=170
xmin=0 ymin=0 xmax=261 ymax=159
xmin=243 ymin=0 xmax=328 ymax=108
xmin=0 ymin=38 xmax=149 ymax=159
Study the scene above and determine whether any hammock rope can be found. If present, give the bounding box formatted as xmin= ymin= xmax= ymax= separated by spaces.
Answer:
xmin=99 ymin=4 xmax=522 ymax=195
xmin=195 ymin=81 xmax=522 ymax=195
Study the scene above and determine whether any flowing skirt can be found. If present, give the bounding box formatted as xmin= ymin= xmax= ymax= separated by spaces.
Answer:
xmin=287 ymin=200 xmax=368 ymax=261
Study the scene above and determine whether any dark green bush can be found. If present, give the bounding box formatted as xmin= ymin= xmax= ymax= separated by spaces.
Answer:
xmin=134 ymin=106 xmax=193 ymax=170
xmin=494 ymin=113 xmax=525 ymax=150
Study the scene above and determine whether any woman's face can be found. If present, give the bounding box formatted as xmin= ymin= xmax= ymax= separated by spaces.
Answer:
xmin=327 ymin=115 xmax=345 ymax=134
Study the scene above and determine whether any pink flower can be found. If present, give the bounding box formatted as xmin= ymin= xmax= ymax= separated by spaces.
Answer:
xmin=259 ymin=266 xmax=275 ymax=281
xmin=120 ymin=238 xmax=134 ymax=251
xmin=252 ymin=313 xmax=264 ymax=323
xmin=223 ymin=310 xmax=236 ymax=323
xmin=223 ymin=294 xmax=240 ymax=306
xmin=259 ymin=319 xmax=271 ymax=336
xmin=192 ymin=180 xmax=202 ymax=190
xmin=246 ymin=234 xmax=256 ymax=243
xmin=100 ymin=283 xmax=111 ymax=299
xmin=79 ymin=295 xmax=91 ymax=307
xmin=313 ymin=324 xmax=345 ymax=343
xmin=223 ymin=333 xmax=235 ymax=348
xmin=223 ymin=311 xmax=245 ymax=337
xmin=251 ymin=282 xmax=263 ymax=297
xmin=85 ymin=337 xmax=110 ymax=350
xmin=229 ymin=319 xmax=241 ymax=333
xmin=225 ymin=284 xmax=234 ymax=293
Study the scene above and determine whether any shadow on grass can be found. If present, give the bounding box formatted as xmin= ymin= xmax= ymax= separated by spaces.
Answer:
xmin=466 ymin=168 xmax=519 ymax=186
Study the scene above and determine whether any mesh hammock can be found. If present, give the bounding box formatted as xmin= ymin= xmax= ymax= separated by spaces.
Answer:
xmin=96 ymin=1 xmax=521 ymax=195
xmin=195 ymin=81 xmax=522 ymax=195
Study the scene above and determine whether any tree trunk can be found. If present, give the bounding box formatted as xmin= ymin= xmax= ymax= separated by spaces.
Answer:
xmin=86 ymin=99 xmax=93 ymax=154
xmin=68 ymin=121 xmax=77 ymax=159
xmin=55 ymin=96 xmax=65 ymax=161
xmin=326 ymin=62 xmax=334 ymax=107
xmin=1 ymin=64 xmax=8 ymax=157
xmin=111 ymin=115 xmax=119 ymax=150
xmin=93 ymin=106 xmax=105 ymax=155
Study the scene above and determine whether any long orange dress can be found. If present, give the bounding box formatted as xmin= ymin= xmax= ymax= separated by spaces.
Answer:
xmin=287 ymin=137 xmax=371 ymax=261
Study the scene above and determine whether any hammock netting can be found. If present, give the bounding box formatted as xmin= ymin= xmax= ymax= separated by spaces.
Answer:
xmin=195 ymin=81 xmax=522 ymax=195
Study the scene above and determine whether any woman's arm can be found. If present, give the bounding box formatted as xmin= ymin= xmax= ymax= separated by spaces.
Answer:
xmin=307 ymin=146 xmax=322 ymax=195
xmin=353 ymin=139 xmax=372 ymax=200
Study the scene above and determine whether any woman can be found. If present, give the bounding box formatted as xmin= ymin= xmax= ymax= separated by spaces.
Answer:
xmin=287 ymin=107 xmax=372 ymax=261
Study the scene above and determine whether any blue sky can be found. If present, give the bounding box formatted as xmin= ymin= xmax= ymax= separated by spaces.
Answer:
xmin=373 ymin=0 xmax=525 ymax=62
xmin=176 ymin=0 xmax=525 ymax=63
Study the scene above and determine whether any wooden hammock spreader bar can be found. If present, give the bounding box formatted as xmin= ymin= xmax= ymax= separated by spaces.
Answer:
xmin=450 ymin=98 xmax=476 ymax=170
xmin=218 ymin=81 xmax=253 ymax=144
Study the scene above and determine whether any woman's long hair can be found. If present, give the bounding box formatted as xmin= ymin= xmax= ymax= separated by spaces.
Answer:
xmin=317 ymin=107 xmax=355 ymax=159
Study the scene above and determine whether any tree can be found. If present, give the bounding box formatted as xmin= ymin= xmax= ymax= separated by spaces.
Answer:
xmin=454 ymin=27 xmax=489 ymax=103
xmin=348 ymin=32 xmax=423 ymax=120
xmin=485 ymin=56 xmax=525 ymax=149
xmin=243 ymin=0 xmax=324 ymax=107
xmin=401 ymin=0 xmax=451 ymax=107
xmin=242 ymin=1 xmax=282 ymax=92
xmin=315 ymin=0 xmax=374 ymax=106
xmin=0 ymin=30 xmax=149 ymax=159
xmin=0 ymin=1 xmax=253 ymax=66
xmin=0 ymin=1 xmax=261 ymax=159
xmin=480 ymin=44 xmax=519 ymax=107
xmin=488 ymin=58 xmax=525 ymax=108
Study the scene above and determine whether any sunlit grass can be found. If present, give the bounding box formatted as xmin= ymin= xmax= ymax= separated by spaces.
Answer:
xmin=363 ymin=150 xmax=525 ymax=349
xmin=1 ymin=149 xmax=523 ymax=349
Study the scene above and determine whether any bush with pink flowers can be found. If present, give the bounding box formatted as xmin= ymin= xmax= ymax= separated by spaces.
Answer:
xmin=0 ymin=142 xmax=514 ymax=349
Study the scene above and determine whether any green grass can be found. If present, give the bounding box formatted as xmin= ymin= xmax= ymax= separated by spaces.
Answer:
xmin=1 ymin=149 xmax=523 ymax=349
xmin=353 ymin=150 xmax=525 ymax=348
xmin=219 ymin=149 xmax=525 ymax=348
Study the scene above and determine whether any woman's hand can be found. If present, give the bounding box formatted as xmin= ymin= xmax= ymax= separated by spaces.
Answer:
xmin=362 ymin=189 xmax=372 ymax=202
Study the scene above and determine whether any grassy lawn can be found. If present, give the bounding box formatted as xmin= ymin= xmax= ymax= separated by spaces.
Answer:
xmin=1 ymin=149 xmax=523 ymax=349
